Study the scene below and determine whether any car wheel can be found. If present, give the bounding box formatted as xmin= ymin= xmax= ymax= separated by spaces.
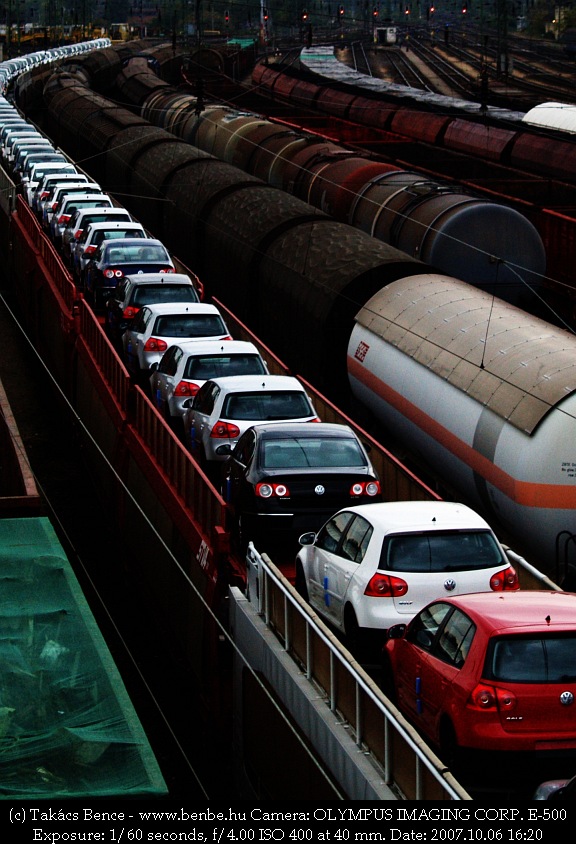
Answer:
xmin=295 ymin=562 xmax=309 ymax=602
xmin=380 ymin=652 xmax=397 ymax=703
xmin=344 ymin=605 xmax=364 ymax=658
xmin=439 ymin=718 xmax=462 ymax=772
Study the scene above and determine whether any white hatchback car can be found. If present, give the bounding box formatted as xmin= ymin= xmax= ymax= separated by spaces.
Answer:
xmin=122 ymin=302 xmax=232 ymax=375
xmin=295 ymin=500 xmax=519 ymax=646
xmin=183 ymin=374 xmax=319 ymax=463
xmin=150 ymin=339 xmax=269 ymax=428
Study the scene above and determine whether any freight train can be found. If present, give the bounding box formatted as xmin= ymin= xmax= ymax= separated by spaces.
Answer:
xmin=12 ymin=44 xmax=576 ymax=576
xmin=110 ymin=61 xmax=546 ymax=314
xmin=255 ymin=46 xmax=576 ymax=185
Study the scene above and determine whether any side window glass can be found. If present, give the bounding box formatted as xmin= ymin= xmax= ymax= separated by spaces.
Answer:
xmin=340 ymin=516 xmax=373 ymax=563
xmin=432 ymin=609 xmax=476 ymax=668
xmin=407 ymin=603 xmax=452 ymax=652
xmin=316 ymin=511 xmax=355 ymax=554
xmin=234 ymin=431 xmax=255 ymax=466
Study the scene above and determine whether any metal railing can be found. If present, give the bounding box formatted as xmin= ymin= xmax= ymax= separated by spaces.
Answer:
xmin=246 ymin=543 xmax=472 ymax=801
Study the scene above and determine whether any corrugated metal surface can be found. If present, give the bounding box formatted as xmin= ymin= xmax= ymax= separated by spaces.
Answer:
xmin=356 ymin=275 xmax=576 ymax=433
xmin=443 ymin=119 xmax=516 ymax=162
xmin=348 ymin=96 xmax=398 ymax=130
xmin=510 ymin=133 xmax=576 ymax=179
xmin=389 ymin=108 xmax=450 ymax=144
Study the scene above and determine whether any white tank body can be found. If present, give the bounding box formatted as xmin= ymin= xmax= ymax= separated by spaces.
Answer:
xmin=347 ymin=274 xmax=576 ymax=570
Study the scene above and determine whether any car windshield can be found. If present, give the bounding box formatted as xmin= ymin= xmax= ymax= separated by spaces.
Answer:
xmin=106 ymin=244 xmax=168 ymax=263
xmin=489 ymin=634 xmax=576 ymax=683
xmin=184 ymin=353 xmax=265 ymax=380
xmin=381 ymin=529 xmax=504 ymax=572
xmin=262 ymin=437 xmax=366 ymax=469
xmin=133 ymin=285 xmax=199 ymax=306
xmin=152 ymin=314 xmax=226 ymax=338
xmin=222 ymin=391 xmax=312 ymax=421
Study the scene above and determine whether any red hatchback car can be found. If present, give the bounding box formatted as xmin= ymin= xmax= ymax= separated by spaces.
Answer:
xmin=382 ymin=591 xmax=576 ymax=767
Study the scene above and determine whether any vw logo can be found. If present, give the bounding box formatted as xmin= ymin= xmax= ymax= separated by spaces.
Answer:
xmin=444 ymin=579 xmax=456 ymax=591
xmin=560 ymin=691 xmax=574 ymax=706
xmin=314 ymin=485 xmax=325 ymax=496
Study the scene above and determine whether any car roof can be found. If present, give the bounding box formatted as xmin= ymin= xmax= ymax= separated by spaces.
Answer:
xmin=105 ymin=237 xmax=164 ymax=248
xmin=85 ymin=221 xmax=143 ymax=231
xmin=167 ymin=339 xmax=260 ymax=355
xmin=340 ymin=500 xmax=491 ymax=531
xmin=249 ymin=421 xmax=355 ymax=439
xmin=123 ymin=273 xmax=191 ymax=285
xmin=71 ymin=207 xmax=128 ymax=221
xmin=141 ymin=302 xmax=219 ymax=316
xmin=58 ymin=193 xmax=110 ymax=206
xmin=41 ymin=173 xmax=86 ymax=184
xmin=429 ymin=590 xmax=576 ymax=632
xmin=204 ymin=374 xmax=304 ymax=392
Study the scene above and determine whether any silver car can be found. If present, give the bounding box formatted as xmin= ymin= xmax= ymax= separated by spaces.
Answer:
xmin=183 ymin=374 xmax=319 ymax=463
xmin=122 ymin=302 xmax=232 ymax=376
xmin=150 ymin=339 xmax=269 ymax=429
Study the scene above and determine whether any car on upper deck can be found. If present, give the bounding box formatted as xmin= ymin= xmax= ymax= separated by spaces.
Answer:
xmin=382 ymin=590 xmax=576 ymax=771
xmin=49 ymin=193 xmax=114 ymax=246
xmin=150 ymin=339 xmax=268 ymax=429
xmin=62 ymin=206 xmax=133 ymax=268
xmin=32 ymin=171 xmax=88 ymax=215
xmin=104 ymin=273 xmax=202 ymax=344
xmin=295 ymin=501 xmax=519 ymax=650
xmin=22 ymin=161 xmax=79 ymax=207
xmin=183 ymin=375 xmax=319 ymax=465
xmin=222 ymin=422 xmax=381 ymax=553
xmin=84 ymin=238 xmax=175 ymax=311
xmin=70 ymin=219 xmax=146 ymax=280
xmin=122 ymin=302 xmax=231 ymax=376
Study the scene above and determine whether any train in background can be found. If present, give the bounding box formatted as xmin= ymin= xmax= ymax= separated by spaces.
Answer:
xmin=112 ymin=61 xmax=546 ymax=314
xmin=254 ymin=48 xmax=576 ymax=184
xmin=13 ymin=45 xmax=576 ymax=577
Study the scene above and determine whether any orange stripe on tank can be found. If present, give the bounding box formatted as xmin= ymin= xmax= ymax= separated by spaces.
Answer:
xmin=348 ymin=355 xmax=576 ymax=510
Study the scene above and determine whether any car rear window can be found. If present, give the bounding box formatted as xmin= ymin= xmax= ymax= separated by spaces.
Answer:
xmin=153 ymin=314 xmax=226 ymax=338
xmin=133 ymin=285 xmax=199 ymax=306
xmin=262 ymin=437 xmax=366 ymax=469
xmin=184 ymin=353 xmax=264 ymax=380
xmin=222 ymin=391 xmax=313 ymax=421
xmin=381 ymin=530 xmax=504 ymax=573
xmin=107 ymin=245 xmax=168 ymax=263
xmin=94 ymin=229 xmax=143 ymax=245
xmin=489 ymin=635 xmax=576 ymax=683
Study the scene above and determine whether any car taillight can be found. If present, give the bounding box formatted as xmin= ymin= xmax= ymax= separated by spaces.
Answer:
xmin=74 ymin=229 xmax=83 ymax=239
xmin=256 ymin=482 xmax=289 ymax=498
xmin=84 ymin=245 xmax=97 ymax=256
xmin=104 ymin=268 xmax=124 ymax=279
xmin=350 ymin=480 xmax=381 ymax=497
xmin=50 ymin=201 xmax=58 ymax=210
xmin=490 ymin=565 xmax=519 ymax=591
xmin=174 ymin=381 xmax=200 ymax=397
xmin=210 ymin=420 xmax=240 ymax=439
xmin=364 ymin=573 xmax=408 ymax=597
xmin=143 ymin=338 xmax=168 ymax=352
xmin=468 ymin=683 xmax=517 ymax=712
xmin=57 ymin=213 xmax=70 ymax=225
xmin=122 ymin=306 xmax=140 ymax=319
xmin=159 ymin=268 xmax=176 ymax=273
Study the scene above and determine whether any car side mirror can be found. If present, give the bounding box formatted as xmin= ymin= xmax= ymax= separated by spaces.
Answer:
xmin=182 ymin=398 xmax=194 ymax=409
xmin=149 ymin=362 xmax=158 ymax=373
xmin=387 ymin=624 xmax=407 ymax=640
xmin=298 ymin=531 xmax=316 ymax=546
